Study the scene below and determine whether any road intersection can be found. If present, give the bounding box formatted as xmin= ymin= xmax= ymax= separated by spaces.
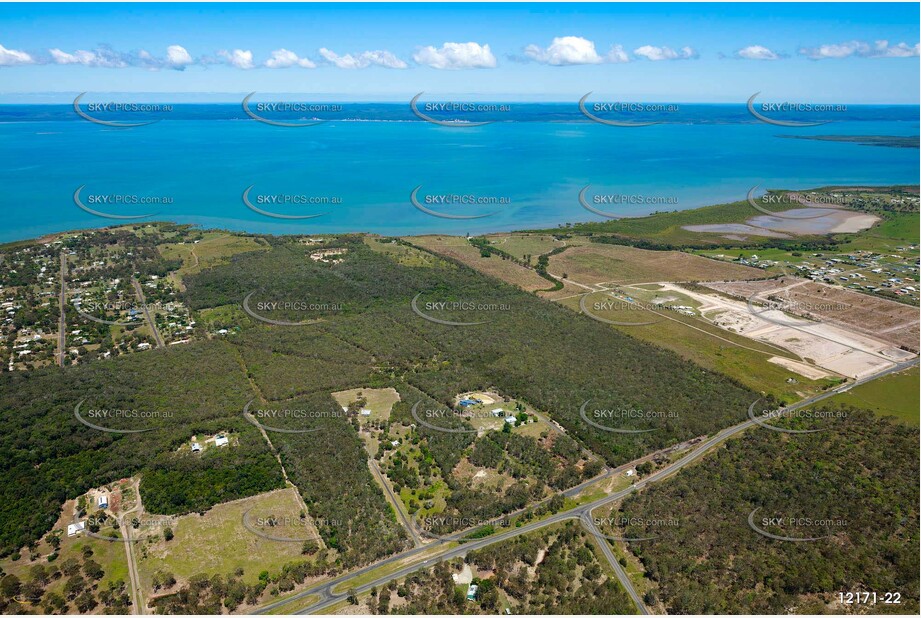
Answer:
xmin=254 ymin=356 xmax=917 ymax=615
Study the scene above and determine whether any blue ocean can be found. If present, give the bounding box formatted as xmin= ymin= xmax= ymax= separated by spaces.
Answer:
xmin=1 ymin=102 xmax=918 ymax=243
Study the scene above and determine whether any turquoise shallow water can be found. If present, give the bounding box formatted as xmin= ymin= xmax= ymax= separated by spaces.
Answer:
xmin=1 ymin=104 xmax=918 ymax=242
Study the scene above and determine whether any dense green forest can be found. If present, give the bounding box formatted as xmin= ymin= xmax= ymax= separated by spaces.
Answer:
xmin=0 ymin=340 xmax=284 ymax=557
xmin=259 ymin=390 xmax=411 ymax=569
xmin=185 ymin=236 xmax=759 ymax=468
xmin=617 ymin=408 xmax=919 ymax=614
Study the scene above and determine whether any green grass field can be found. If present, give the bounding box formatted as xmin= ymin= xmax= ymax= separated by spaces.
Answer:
xmin=483 ymin=234 xmax=585 ymax=262
xmin=825 ymin=366 xmax=919 ymax=426
xmin=332 ymin=387 xmax=401 ymax=423
xmin=159 ymin=233 xmax=269 ymax=280
xmin=364 ymin=237 xmax=442 ymax=268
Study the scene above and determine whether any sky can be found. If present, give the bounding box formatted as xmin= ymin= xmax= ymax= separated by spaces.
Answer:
xmin=0 ymin=2 xmax=919 ymax=103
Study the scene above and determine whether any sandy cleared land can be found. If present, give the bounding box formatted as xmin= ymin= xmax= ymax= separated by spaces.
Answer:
xmin=546 ymin=244 xmax=764 ymax=285
xmin=703 ymin=277 xmax=919 ymax=352
xmin=662 ymin=282 xmax=912 ymax=380
xmin=682 ymin=208 xmax=880 ymax=237
xmin=748 ymin=210 xmax=880 ymax=234
xmin=683 ymin=223 xmax=790 ymax=238
xmin=768 ymin=356 xmax=830 ymax=380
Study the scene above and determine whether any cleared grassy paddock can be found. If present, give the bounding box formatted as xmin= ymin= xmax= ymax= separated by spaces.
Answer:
xmin=136 ymin=488 xmax=311 ymax=591
xmin=824 ymin=366 xmax=919 ymax=426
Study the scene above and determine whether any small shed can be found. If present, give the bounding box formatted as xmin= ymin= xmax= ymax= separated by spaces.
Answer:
xmin=67 ymin=521 xmax=86 ymax=537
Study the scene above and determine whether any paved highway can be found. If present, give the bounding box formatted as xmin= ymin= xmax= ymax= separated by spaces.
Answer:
xmin=56 ymin=252 xmax=67 ymax=367
xmin=581 ymin=513 xmax=649 ymax=615
xmin=131 ymin=277 xmax=164 ymax=348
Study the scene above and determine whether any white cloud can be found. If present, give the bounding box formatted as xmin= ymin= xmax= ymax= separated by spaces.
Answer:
xmin=264 ymin=48 xmax=316 ymax=69
xmin=165 ymin=45 xmax=193 ymax=69
xmin=606 ymin=44 xmax=630 ymax=64
xmin=633 ymin=45 xmax=698 ymax=61
xmin=49 ymin=46 xmax=129 ymax=68
xmin=523 ymin=36 xmax=605 ymax=65
xmin=799 ymin=39 xmax=920 ymax=59
xmin=0 ymin=43 xmax=35 ymax=66
xmin=218 ymin=48 xmax=254 ymax=69
xmin=870 ymin=40 xmax=921 ymax=58
xmin=318 ymin=48 xmax=407 ymax=69
xmin=412 ymin=41 xmax=496 ymax=69
xmin=46 ymin=45 xmax=194 ymax=70
xmin=735 ymin=45 xmax=780 ymax=60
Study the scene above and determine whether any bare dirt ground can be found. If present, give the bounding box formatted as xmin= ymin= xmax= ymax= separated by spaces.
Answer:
xmin=663 ymin=282 xmax=913 ymax=380
xmin=767 ymin=356 xmax=831 ymax=380
xmin=683 ymin=209 xmax=879 ymax=237
xmin=703 ymin=277 xmax=919 ymax=352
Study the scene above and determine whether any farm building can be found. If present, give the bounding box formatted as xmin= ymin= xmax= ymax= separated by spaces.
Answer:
xmin=67 ymin=521 xmax=85 ymax=537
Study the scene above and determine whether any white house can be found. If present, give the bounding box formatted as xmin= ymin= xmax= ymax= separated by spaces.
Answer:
xmin=191 ymin=442 xmax=202 ymax=453
xmin=505 ymin=416 xmax=516 ymax=424
xmin=360 ymin=409 xmax=372 ymax=416
xmin=214 ymin=435 xmax=229 ymax=447
xmin=97 ymin=493 xmax=109 ymax=509
xmin=491 ymin=408 xmax=504 ymax=417
xmin=67 ymin=521 xmax=86 ymax=537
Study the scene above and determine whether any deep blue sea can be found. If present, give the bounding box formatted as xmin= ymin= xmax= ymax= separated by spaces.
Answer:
xmin=1 ymin=103 xmax=918 ymax=243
